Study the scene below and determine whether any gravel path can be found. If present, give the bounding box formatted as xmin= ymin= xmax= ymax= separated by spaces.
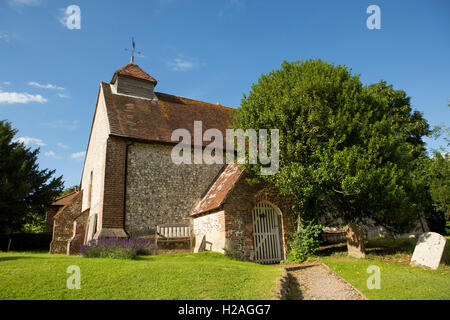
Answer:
xmin=286 ymin=264 xmax=366 ymax=300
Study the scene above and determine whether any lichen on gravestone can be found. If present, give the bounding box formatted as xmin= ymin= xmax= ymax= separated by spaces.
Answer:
xmin=410 ymin=232 xmax=447 ymax=270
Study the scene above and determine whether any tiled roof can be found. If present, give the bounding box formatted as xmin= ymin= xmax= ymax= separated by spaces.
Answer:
xmin=190 ymin=163 xmax=244 ymax=216
xmin=101 ymin=82 xmax=234 ymax=147
xmin=100 ymin=64 xmax=242 ymax=217
xmin=53 ymin=191 xmax=83 ymax=220
xmin=51 ymin=190 xmax=79 ymax=206
xmin=111 ymin=63 xmax=158 ymax=85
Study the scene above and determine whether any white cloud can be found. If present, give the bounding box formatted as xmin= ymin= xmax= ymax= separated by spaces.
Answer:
xmin=42 ymin=120 xmax=78 ymax=130
xmin=230 ymin=0 xmax=245 ymax=7
xmin=167 ymin=54 xmax=204 ymax=72
xmin=58 ymin=8 xmax=68 ymax=28
xmin=58 ymin=6 xmax=81 ymax=30
xmin=28 ymin=81 xmax=65 ymax=91
xmin=8 ymin=0 xmax=40 ymax=8
xmin=58 ymin=93 xmax=70 ymax=99
xmin=0 ymin=33 xmax=10 ymax=42
xmin=15 ymin=136 xmax=46 ymax=147
xmin=57 ymin=142 xmax=70 ymax=149
xmin=44 ymin=151 xmax=62 ymax=160
xmin=219 ymin=0 xmax=245 ymax=16
xmin=0 ymin=91 xmax=47 ymax=104
xmin=71 ymin=151 xmax=86 ymax=160
xmin=3 ymin=81 xmax=11 ymax=86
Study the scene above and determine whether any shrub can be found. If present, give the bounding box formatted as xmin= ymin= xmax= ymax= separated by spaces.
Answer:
xmin=80 ymin=237 xmax=153 ymax=259
xmin=284 ymin=221 xmax=323 ymax=264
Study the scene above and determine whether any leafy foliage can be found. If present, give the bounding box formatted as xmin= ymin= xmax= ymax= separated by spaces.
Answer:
xmin=428 ymin=153 xmax=450 ymax=220
xmin=284 ymin=221 xmax=323 ymax=263
xmin=413 ymin=124 xmax=450 ymax=233
xmin=0 ymin=120 xmax=63 ymax=234
xmin=232 ymin=60 xmax=430 ymax=232
xmin=415 ymin=152 xmax=450 ymax=233
xmin=0 ymin=233 xmax=52 ymax=252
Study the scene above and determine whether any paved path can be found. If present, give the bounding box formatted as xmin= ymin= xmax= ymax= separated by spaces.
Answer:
xmin=285 ymin=264 xmax=366 ymax=300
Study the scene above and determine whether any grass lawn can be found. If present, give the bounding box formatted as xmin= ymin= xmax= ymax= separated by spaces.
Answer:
xmin=0 ymin=251 xmax=283 ymax=300
xmin=312 ymin=237 xmax=450 ymax=300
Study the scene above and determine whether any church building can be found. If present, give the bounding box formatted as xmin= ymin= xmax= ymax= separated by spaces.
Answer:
xmin=49 ymin=63 xmax=295 ymax=264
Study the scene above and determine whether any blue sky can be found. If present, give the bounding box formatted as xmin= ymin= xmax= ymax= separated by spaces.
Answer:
xmin=0 ymin=0 xmax=449 ymax=188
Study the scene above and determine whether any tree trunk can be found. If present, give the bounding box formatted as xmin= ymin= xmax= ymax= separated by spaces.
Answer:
xmin=345 ymin=222 xmax=366 ymax=259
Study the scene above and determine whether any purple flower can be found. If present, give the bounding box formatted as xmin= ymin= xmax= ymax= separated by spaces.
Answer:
xmin=80 ymin=237 xmax=154 ymax=259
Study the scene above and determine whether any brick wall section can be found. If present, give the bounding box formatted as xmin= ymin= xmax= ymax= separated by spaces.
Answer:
xmin=45 ymin=206 xmax=62 ymax=234
xmin=50 ymin=191 xmax=83 ymax=254
xmin=101 ymin=136 xmax=128 ymax=230
xmin=68 ymin=209 xmax=90 ymax=254
xmin=222 ymin=176 xmax=295 ymax=262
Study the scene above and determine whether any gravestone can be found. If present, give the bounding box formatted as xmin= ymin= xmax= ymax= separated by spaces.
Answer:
xmin=410 ymin=232 xmax=447 ymax=270
xmin=346 ymin=223 xmax=366 ymax=259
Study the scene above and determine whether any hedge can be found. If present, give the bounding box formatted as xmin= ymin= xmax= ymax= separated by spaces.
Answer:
xmin=0 ymin=233 xmax=52 ymax=252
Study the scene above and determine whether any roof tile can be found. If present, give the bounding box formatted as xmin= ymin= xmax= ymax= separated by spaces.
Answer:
xmin=190 ymin=163 xmax=244 ymax=216
xmin=101 ymin=82 xmax=234 ymax=147
xmin=51 ymin=190 xmax=80 ymax=206
xmin=111 ymin=63 xmax=158 ymax=85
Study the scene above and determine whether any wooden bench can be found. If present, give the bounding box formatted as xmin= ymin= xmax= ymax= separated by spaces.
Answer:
xmin=154 ymin=224 xmax=193 ymax=253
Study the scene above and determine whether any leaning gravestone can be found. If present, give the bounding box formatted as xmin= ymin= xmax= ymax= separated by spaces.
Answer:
xmin=410 ymin=232 xmax=447 ymax=270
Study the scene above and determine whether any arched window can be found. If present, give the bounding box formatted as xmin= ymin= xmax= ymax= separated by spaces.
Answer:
xmin=88 ymin=171 xmax=93 ymax=208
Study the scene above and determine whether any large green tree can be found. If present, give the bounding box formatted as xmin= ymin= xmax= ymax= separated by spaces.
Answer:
xmin=427 ymin=125 xmax=450 ymax=220
xmin=0 ymin=120 xmax=64 ymax=234
xmin=412 ymin=125 xmax=450 ymax=234
xmin=232 ymin=60 xmax=430 ymax=241
xmin=428 ymin=155 xmax=450 ymax=221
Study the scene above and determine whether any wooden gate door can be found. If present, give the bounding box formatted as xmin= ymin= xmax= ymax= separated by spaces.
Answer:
xmin=252 ymin=202 xmax=282 ymax=264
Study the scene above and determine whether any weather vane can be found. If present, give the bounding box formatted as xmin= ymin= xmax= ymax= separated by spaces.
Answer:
xmin=124 ymin=37 xmax=142 ymax=64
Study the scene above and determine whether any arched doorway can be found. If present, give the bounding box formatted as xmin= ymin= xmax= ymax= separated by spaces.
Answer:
xmin=252 ymin=201 xmax=282 ymax=264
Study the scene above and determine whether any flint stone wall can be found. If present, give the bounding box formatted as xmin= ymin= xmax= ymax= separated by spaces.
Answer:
xmin=68 ymin=209 xmax=90 ymax=255
xmin=126 ymin=143 xmax=224 ymax=236
xmin=45 ymin=206 xmax=62 ymax=234
xmin=50 ymin=191 xmax=83 ymax=254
